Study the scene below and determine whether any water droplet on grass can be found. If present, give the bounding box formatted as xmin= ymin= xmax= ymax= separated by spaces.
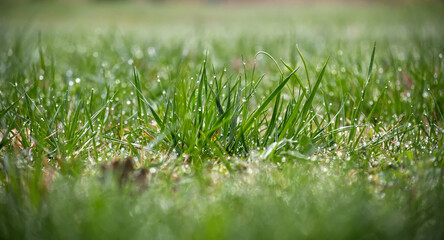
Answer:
xmin=148 ymin=47 xmax=156 ymax=57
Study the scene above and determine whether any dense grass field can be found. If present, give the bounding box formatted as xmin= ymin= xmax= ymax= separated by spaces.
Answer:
xmin=1 ymin=2 xmax=444 ymax=239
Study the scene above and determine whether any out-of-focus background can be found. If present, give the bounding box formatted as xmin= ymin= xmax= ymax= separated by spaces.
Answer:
xmin=1 ymin=0 xmax=442 ymax=67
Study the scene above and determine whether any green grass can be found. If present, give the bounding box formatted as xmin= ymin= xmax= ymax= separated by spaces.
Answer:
xmin=1 ymin=2 xmax=444 ymax=239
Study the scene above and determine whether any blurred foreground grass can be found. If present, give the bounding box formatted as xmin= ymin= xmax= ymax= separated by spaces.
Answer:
xmin=0 ymin=2 xmax=444 ymax=239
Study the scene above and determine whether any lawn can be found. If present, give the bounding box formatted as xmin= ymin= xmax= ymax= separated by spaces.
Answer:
xmin=0 ymin=1 xmax=444 ymax=239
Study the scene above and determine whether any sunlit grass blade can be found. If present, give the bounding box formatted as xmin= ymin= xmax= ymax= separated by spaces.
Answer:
xmin=241 ymin=67 xmax=299 ymax=135
xmin=129 ymin=70 xmax=163 ymax=128
xmin=349 ymin=43 xmax=376 ymax=147
xmin=293 ymin=57 xmax=330 ymax=137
